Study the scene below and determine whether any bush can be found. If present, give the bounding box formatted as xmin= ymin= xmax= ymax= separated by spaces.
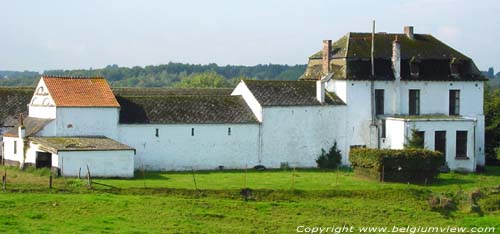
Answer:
xmin=479 ymin=196 xmax=500 ymax=212
xmin=349 ymin=148 xmax=444 ymax=183
xmin=316 ymin=142 xmax=342 ymax=169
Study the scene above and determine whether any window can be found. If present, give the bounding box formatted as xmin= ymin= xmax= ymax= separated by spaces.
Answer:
xmin=228 ymin=127 xmax=231 ymax=136
xmin=449 ymin=90 xmax=460 ymax=115
xmin=456 ymin=131 xmax=468 ymax=158
xmin=375 ymin=89 xmax=384 ymax=115
xmin=155 ymin=128 xmax=159 ymax=137
xmin=409 ymin=89 xmax=420 ymax=115
xmin=13 ymin=140 xmax=17 ymax=154
xmin=410 ymin=61 xmax=420 ymax=77
xmin=191 ymin=128 xmax=195 ymax=136
xmin=434 ymin=131 xmax=446 ymax=156
xmin=415 ymin=131 xmax=425 ymax=148
xmin=381 ymin=120 xmax=386 ymax=138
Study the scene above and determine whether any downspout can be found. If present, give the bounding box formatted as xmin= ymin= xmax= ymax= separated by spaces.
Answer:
xmin=473 ymin=119 xmax=477 ymax=171
xmin=370 ymin=20 xmax=378 ymax=148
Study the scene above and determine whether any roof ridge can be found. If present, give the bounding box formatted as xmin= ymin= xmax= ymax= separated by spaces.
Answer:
xmin=42 ymin=75 xmax=105 ymax=79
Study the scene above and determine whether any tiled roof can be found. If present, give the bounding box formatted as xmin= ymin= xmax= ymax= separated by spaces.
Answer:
xmin=243 ymin=80 xmax=345 ymax=106
xmin=117 ymin=95 xmax=258 ymax=124
xmin=301 ymin=32 xmax=485 ymax=81
xmin=30 ymin=136 xmax=134 ymax=153
xmin=4 ymin=117 xmax=53 ymax=137
xmin=42 ymin=76 xmax=120 ymax=107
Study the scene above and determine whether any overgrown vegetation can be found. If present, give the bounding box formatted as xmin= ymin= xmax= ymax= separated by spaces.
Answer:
xmin=485 ymin=83 xmax=500 ymax=165
xmin=349 ymin=148 xmax=444 ymax=183
xmin=316 ymin=142 xmax=342 ymax=169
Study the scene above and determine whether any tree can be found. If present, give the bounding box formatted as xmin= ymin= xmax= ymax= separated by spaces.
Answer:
xmin=174 ymin=71 xmax=232 ymax=88
xmin=484 ymin=83 xmax=500 ymax=164
xmin=316 ymin=142 xmax=342 ymax=169
xmin=405 ymin=128 xmax=424 ymax=149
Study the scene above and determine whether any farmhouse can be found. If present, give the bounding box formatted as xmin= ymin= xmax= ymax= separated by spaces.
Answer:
xmin=0 ymin=26 xmax=486 ymax=177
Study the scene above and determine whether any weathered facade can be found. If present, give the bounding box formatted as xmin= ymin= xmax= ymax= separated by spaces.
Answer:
xmin=0 ymin=26 xmax=486 ymax=176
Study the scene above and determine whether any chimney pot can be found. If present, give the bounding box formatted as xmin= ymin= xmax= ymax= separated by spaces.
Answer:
xmin=404 ymin=26 xmax=414 ymax=39
xmin=322 ymin=40 xmax=332 ymax=76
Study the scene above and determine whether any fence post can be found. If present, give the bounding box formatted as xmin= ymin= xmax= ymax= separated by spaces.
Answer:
xmin=381 ymin=165 xmax=385 ymax=184
xmin=191 ymin=167 xmax=198 ymax=191
xmin=78 ymin=167 xmax=81 ymax=179
xmin=244 ymin=164 xmax=248 ymax=188
xmin=2 ymin=175 xmax=5 ymax=191
xmin=86 ymin=165 xmax=92 ymax=189
xmin=49 ymin=172 xmax=53 ymax=189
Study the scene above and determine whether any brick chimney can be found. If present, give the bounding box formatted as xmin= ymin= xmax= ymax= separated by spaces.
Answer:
xmin=404 ymin=26 xmax=414 ymax=40
xmin=322 ymin=40 xmax=332 ymax=75
xmin=392 ymin=36 xmax=401 ymax=115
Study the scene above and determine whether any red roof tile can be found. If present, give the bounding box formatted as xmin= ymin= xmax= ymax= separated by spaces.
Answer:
xmin=42 ymin=76 xmax=120 ymax=107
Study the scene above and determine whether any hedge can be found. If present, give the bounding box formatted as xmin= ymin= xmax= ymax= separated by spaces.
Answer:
xmin=349 ymin=148 xmax=445 ymax=183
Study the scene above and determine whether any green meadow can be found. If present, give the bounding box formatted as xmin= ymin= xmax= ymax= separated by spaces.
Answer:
xmin=0 ymin=167 xmax=499 ymax=233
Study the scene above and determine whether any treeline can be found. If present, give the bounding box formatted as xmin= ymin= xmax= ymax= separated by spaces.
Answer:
xmin=0 ymin=63 xmax=306 ymax=88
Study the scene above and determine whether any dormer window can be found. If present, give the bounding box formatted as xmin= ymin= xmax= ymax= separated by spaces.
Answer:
xmin=409 ymin=57 xmax=420 ymax=77
xmin=450 ymin=58 xmax=461 ymax=78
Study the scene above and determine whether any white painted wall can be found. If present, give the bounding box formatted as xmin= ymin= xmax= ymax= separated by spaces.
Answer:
xmin=329 ymin=80 xmax=485 ymax=169
xmin=2 ymin=136 xmax=22 ymax=164
xmin=231 ymin=81 xmax=263 ymax=122
xmin=383 ymin=118 xmax=476 ymax=172
xmin=58 ymin=150 xmax=134 ymax=177
xmin=54 ymin=107 xmax=119 ymax=138
xmin=117 ymin=124 xmax=260 ymax=171
xmin=29 ymin=78 xmax=57 ymax=119
xmin=259 ymin=105 xmax=347 ymax=167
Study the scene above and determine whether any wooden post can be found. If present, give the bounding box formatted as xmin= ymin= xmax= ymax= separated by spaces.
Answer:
xmin=2 ymin=175 xmax=5 ymax=191
xmin=2 ymin=168 xmax=6 ymax=191
xmin=244 ymin=164 xmax=248 ymax=188
xmin=191 ymin=167 xmax=198 ymax=191
xmin=381 ymin=165 xmax=385 ymax=184
xmin=291 ymin=167 xmax=296 ymax=190
xmin=78 ymin=167 xmax=81 ymax=179
xmin=142 ymin=162 xmax=146 ymax=188
xmin=49 ymin=174 xmax=53 ymax=189
xmin=86 ymin=165 xmax=92 ymax=189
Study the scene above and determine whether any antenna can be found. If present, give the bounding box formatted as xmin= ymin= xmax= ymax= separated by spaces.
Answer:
xmin=371 ymin=20 xmax=375 ymax=77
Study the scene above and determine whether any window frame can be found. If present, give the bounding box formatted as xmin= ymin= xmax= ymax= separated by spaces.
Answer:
xmin=455 ymin=131 xmax=468 ymax=158
xmin=449 ymin=90 xmax=460 ymax=116
xmin=409 ymin=89 xmax=420 ymax=115
xmin=375 ymin=89 xmax=385 ymax=115
xmin=434 ymin=131 xmax=446 ymax=157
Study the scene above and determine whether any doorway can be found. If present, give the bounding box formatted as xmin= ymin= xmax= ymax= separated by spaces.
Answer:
xmin=36 ymin=152 xmax=52 ymax=168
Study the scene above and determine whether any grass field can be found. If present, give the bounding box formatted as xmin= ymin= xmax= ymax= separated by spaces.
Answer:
xmin=0 ymin=166 xmax=499 ymax=233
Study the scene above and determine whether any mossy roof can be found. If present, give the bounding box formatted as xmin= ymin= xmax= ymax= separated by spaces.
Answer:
xmin=243 ymin=80 xmax=345 ymax=106
xmin=30 ymin=136 xmax=134 ymax=153
xmin=0 ymin=87 xmax=33 ymax=127
xmin=302 ymin=32 xmax=485 ymax=81
xmin=4 ymin=117 xmax=53 ymax=137
xmin=117 ymin=95 xmax=258 ymax=124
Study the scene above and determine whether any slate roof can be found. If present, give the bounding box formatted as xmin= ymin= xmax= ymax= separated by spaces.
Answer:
xmin=112 ymin=88 xmax=232 ymax=97
xmin=0 ymin=87 xmax=32 ymax=127
xmin=243 ymin=80 xmax=345 ymax=106
xmin=117 ymin=95 xmax=258 ymax=124
xmin=30 ymin=136 xmax=134 ymax=153
xmin=3 ymin=117 xmax=53 ymax=137
xmin=301 ymin=32 xmax=485 ymax=81
xmin=42 ymin=76 xmax=120 ymax=107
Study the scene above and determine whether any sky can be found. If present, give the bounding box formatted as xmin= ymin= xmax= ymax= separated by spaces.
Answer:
xmin=1 ymin=0 xmax=499 ymax=72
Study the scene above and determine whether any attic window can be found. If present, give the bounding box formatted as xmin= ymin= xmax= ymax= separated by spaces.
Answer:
xmin=450 ymin=58 xmax=461 ymax=78
xmin=409 ymin=57 xmax=420 ymax=77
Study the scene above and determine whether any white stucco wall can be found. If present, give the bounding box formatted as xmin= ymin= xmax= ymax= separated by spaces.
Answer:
xmin=259 ymin=105 xmax=347 ymax=167
xmin=58 ymin=150 xmax=134 ymax=178
xmin=383 ymin=118 xmax=476 ymax=172
xmin=329 ymin=80 xmax=485 ymax=169
xmin=117 ymin=124 xmax=260 ymax=171
xmin=2 ymin=136 xmax=21 ymax=163
xmin=29 ymin=78 xmax=57 ymax=119
xmin=53 ymin=107 xmax=119 ymax=138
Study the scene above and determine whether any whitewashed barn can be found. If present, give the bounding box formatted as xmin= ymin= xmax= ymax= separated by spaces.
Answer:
xmin=1 ymin=26 xmax=486 ymax=176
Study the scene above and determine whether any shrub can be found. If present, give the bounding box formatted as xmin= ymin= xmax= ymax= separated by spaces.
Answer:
xmin=404 ymin=128 xmax=424 ymax=149
xmin=316 ymin=142 xmax=342 ymax=169
xmin=349 ymin=148 xmax=444 ymax=183
xmin=428 ymin=193 xmax=456 ymax=213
